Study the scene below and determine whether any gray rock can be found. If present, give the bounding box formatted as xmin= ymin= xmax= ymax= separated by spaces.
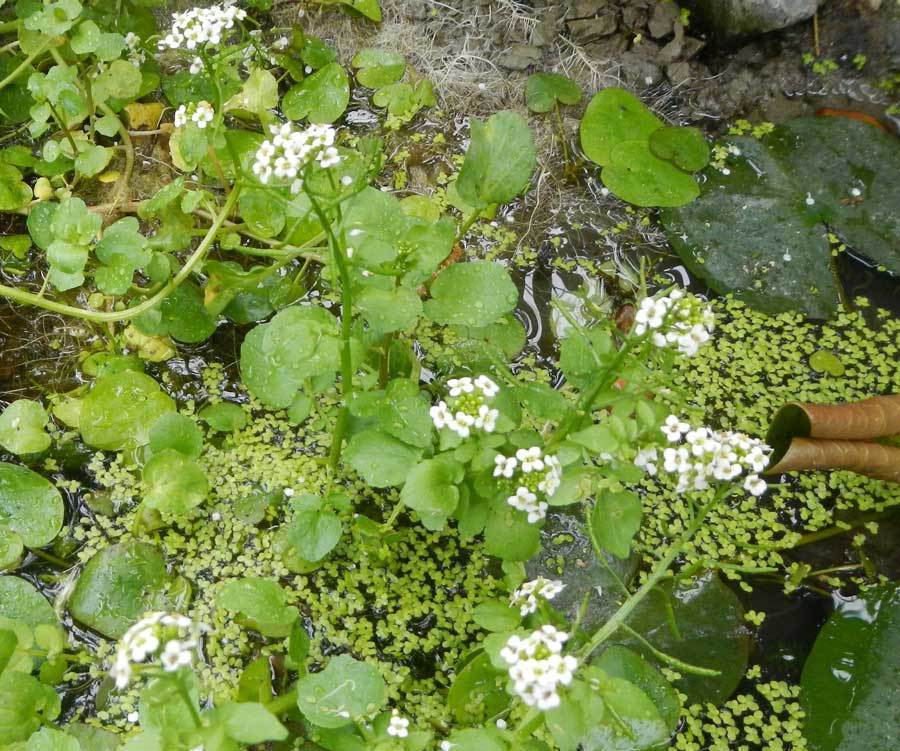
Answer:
xmin=685 ymin=0 xmax=822 ymax=40
xmin=584 ymin=35 xmax=630 ymax=61
xmin=618 ymin=50 xmax=664 ymax=87
xmin=648 ymin=0 xmax=680 ymax=38
xmin=567 ymin=12 xmax=619 ymax=43
xmin=497 ymin=45 xmax=543 ymax=70
xmin=621 ymin=4 xmax=650 ymax=31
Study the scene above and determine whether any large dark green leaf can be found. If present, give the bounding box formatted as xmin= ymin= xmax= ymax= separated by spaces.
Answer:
xmin=69 ymin=542 xmax=176 ymax=638
xmin=0 ymin=463 xmax=63 ymax=548
xmin=800 ymin=584 xmax=900 ymax=751
xmin=662 ymin=117 xmax=900 ymax=318
xmin=620 ymin=572 xmax=749 ymax=704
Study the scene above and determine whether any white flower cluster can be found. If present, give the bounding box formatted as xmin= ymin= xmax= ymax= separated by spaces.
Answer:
xmin=252 ymin=123 xmax=341 ymax=193
xmin=494 ymin=447 xmax=561 ymax=523
xmin=173 ymin=101 xmax=215 ymax=129
xmin=633 ymin=288 xmax=715 ymax=357
xmin=387 ymin=710 xmax=410 ymax=738
xmin=158 ymin=1 xmax=247 ymax=51
xmin=500 ymin=626 xmax=578 ymax=710
xmin=125 ymin=32 xmax=145 ymax=67
xmin=109 ymin=612 xmax=199 ymax=689
xmin=430 ymin=375 xmax=500 ymax=439
xmin=510 ymin=577 xmax=565 ymax=616
xmin=636 ymin=416 xmax=772 ymax=495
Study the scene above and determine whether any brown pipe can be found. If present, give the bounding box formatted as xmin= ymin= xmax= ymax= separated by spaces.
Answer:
xmin=764 ymin=438 xmax=900 ymax=483
xmin=767 ymin=395 xmax=900 ymax=444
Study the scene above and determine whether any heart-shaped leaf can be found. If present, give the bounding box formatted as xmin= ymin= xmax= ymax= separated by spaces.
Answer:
xmin=0 ymin=463 xmax=63 ymax=548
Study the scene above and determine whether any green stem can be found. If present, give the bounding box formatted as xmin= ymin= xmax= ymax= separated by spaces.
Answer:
xmin=0 ymin=20 xmax=20 ymax=35
xmin=265 ymin=686 xmax=298 ymax=715
xmin=0 ymin=35 xmax=54 ymax=92
xmin=0 ymin=189 xmax=240 ymax=321
xmin=792 ymin=510 xmax=893 ymax=547
xmin=617 ymin=623 xmax=720 ymax=676
xmin=547 ymin=338 xmax=636 ymax=449
xmin=577 ymin=492 xmax=722 ymax=661
xmin=176 ymin=673 xmax=203 ymax=728
xmin=306 ymin=191 xmax=354 ymax=471
xmin=97 ymin=101 xmax=133 ymax=208
xmin=456 ymin=208 xmax=479 ymax=242
xmin=29 ymin=547 xmax=69 ymax=567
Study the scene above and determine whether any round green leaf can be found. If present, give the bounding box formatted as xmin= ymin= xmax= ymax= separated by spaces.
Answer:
xmin=0 ymin=576 xmax=56 ymax=627
xmin=473 ymin=599 xmax=521 ymax=632
xmin=579 ymin=88 xmax=663 ymax=167
xmin=142 ymin=449 xmax=208 ymax=520
xmin=525 ymin=72 xmax=582 ymax=113
xmin=456 ymin=111 xmax=536 ymax=209
xmin=216 ymin=577 xmax=298 ymax=637
xmin=282 ymin=63 xmax=349 ymax=124
xmin=0 ymin=530 xmax=24 ymax=570
xmin=484 ymin=503 xmax=541 ymax=561
xmin=400 ymin=457 xmax=464 ymax=531
xmin=295 ymin=654 xmax=386 ymax=728
xmin=602 ymin=140 xmax=700 ymax=208
xmin=583 ymin=671 xmax=669 ymax=751
xmin=0 ymin=400 xmax=51 ymax=455
xmin=351 ymin=48 xmax=406 ymax=89
xmin=24 ymin=727 xmax=80 ymax=751
xmin=447 ymin=652 xmax=509 ymax=724
xmin=148 ymin=413 xmax=203 ymax=459
xmin=0 ymin=164 xmax=33 ymax=211
xmin=590 ymin=491 xmax=643 ymax=559
xmin=648 ymin=126 xmax=710 ymax=172
xmin=79 ymin=371 xmax=175 ymax=450
xmin=444 ymin=728 xmax=507 ymax=751
xmin=620 ymin=572 xmax=749 ymax=704
xmin=424 ymin=261 xmax=518 ymax=327
xmin=69 ymin=541 xmax=175 ymax=638
xmin=355 ymin=286 xmax=423 ymax=334
xmin=0 ymin=463 xmax=63 ymax=548
xmin=284 ymin=509 xmax=342 ymax=562
xmin=345 ymin=429 xmax=421 ymax=488
xmin=198 ymin=403 xmax=248 ymax=433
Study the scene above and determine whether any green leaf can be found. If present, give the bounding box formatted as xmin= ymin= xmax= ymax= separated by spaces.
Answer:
xmin=198 ymin=403 xmax=247 ymax=433
xmin=295 ymin=654 xmax=386 ymax=728
xmin=141 ymin=449 xmax=208 ymax=521
xmin=0 ymin=164 xmax=32 ymax=211
xmin=662 ymin=117 xmax=900 ymax=318
xmin=447 ymin=652 xmax=508 ymax=724
xmin=525 ymin=72 xmax=582 ymax=113
xmin=544 ymin=678 xmax=605 ymax=751
xmin=216 ymin=577 xmax=298 ymax=637
xmin=0 ymin=576 xmax=56 ymax=627
xmin=25 ymin=727 xmax=80 ymax=751
xmin=238 ymin=188 xmax=285 ymax=238
xmin=0 ymin=400 xmax=51 ymax=455
xmin=581 ymin=669 xmax=670 ymax=751
xmin=424 ymin=261 xmax=518 ymax=327
xmin=0 ymin=531 xmax=24 ymax=570
xmin=0 ymin=463 xmax=63 ymax=548
xmin=240 ymin=306 xmax=341 ymax=408
xmin=79 ymin=371 xmax=175 ymax=450
xmin=473 ymin=599 xmax=521 ymax=631
xmin=444 ymin=728 xmax=507 ymax=751
xmin=23 ymin=0 xmax=82 ymax=36
xmin=648 ymin=126 xmax=709 ymax=172
xmin=216 ymin=702 xmax=288 ymax=743
xmin=620 ymin=572 xmax=748 ymax=704
xmin=0 ymin=671 xmax=60 ymax=745
xmin=69 ymin=541 xmax=175 ymax=638
xmin=400 ymin=457 xmax=464 ymax=530
xmin=133 ymin=283 xmax=217 ymax=343
xmin=351 ymin=48 xmax=405 ymax=89
xmin=558 ymin=328 xmax=614 ymax=389
xmin=484 ymin=503 xmax=541 ymax=561
xmin=800 ymin=583 xmax=900 ymax=751
xmin=456 ymin=111 xmax=536 ymax=209
xmin=594 ymin=646 xmax=681 ymax=733
xmin=224 ymin=66 xmax=278 ymax=121
xmin=356 ymin=285 xmax=422 ymax=333
xmin=284 ymin=509 xmax=342 ymax=562
xmin=579 ymin=88 xmax=663 ymax=167
xmin=94 ymin=216 xmax=150 ymax=294
xmin=64 ymin=724 xmax=121 ymax=751
xmin=282 ymin=62 xmax=349 ymax=124
xmin=590 ymin=491 xmax=642 ymax=559
xmin=74 ymin=143 xmax=112 ymax=177
xmin=93 ymin=60 xmax=142 ymax=102
xmin=147 ymin=412 xmax=203 ymax=459
xmin=602 ymin=140 xmax=699 ymax=208
xmin=345 ymin=429 xmax=421 ymax=487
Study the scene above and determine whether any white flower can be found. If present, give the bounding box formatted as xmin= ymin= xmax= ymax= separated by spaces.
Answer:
xmin=744 ymin=474 xmax=767 ymax=496
xmin=173 ymin=105 xmax=188 ymax=128
xmin=501 ymin=627 xmax=577 ymax=710
xmin=507 ymin=486 xmax=547 ymax=523
xmin=432 ymin=375 xmax=501 ymax=439
xmin=387 ymin=710 xmax=410 ymax=738
xmin=109 ymin=612 xmax=199 ymax=689
xmin=252 ymin=123 xmax=340 ymax=185
xmin=511 ymin=577 xmax=565 ymax=616
xmin=633 ymin=289 xmax=714 ymax=358
xmin=516 ymin=446 xmax=545 ymax=473
xmin=634 ymin=447 xmax=658 ymax=475
xmin=158 ymin=1 xmax=247 ymax=52
xmin=340 ymin=175 xmax=353 ymax=186
xmin=189 ymin=56 xmax=203 ymax=74
xmin=160 ymin=640 xmax=194 ymax=671
xmin=474 ymin=374 xmax=500 ymax=398
xmin=447 ymin=377 xmax=475 ymax=397
xmin=494 ymin=454 xmax=517 ymax=478
xmin=191 ymin=101 xmax=214 ymax=128
xmin=128 ymin=628 xmax=160 ymax=662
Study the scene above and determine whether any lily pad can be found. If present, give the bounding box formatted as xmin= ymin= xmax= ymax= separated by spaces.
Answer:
xmin=620 ymin=572 xmax=749 ymax=704
xmin=69 ymin=542 xmax=176 ymax=638
xmin=800 ymin=584 xmax=900 ymax=751
xmin=579 ymin=88 xmax=663 ymax=167
xmin=0 ymin=463 xmax=64 ymax=548
xmin=661 ymin=117 xmax=900 ymax=318
xmin=602 ymin=140 xmax=700 ymax=207
xmin=0 ymin=400 xmax=52 ymax=455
